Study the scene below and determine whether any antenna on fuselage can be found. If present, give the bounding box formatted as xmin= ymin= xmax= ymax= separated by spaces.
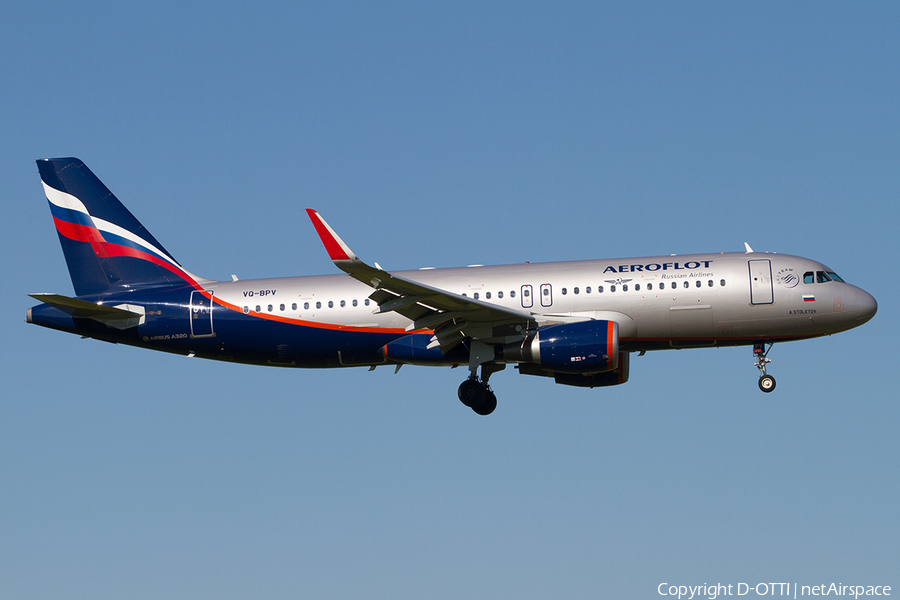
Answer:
xmin=744 ymin=242 xmax=754 ymax=253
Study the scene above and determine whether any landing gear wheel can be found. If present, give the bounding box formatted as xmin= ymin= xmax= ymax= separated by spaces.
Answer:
xmin=753 ymin=342 xmax=776 ymax=393
xmin=471 ymin=390 xmax=497 ymax=416
xmin=758 ymin=374 xmax=776 ymax=393
xmin=458 ymin=379 xmax=486 ymax=407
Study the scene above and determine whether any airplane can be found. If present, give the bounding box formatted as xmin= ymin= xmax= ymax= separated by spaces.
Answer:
xmin=27 ymin=158 xmax=878 ymax=415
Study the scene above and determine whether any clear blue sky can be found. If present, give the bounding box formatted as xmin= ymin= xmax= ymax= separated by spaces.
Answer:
xmin=2 ymin=3 xmax=898 ymax=599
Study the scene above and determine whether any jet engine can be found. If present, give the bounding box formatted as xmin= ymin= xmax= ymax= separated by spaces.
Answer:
xmin=500 ymin=320 xmax=630 ymax=387
xmin=501 ymin=320 xmax=619 ymax=373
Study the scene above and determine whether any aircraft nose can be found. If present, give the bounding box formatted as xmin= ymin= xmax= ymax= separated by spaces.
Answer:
xmin=853 ymin=288 xmax=877 ymax=325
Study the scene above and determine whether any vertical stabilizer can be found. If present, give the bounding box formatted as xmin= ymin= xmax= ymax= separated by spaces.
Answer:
xmin=37 ymin=158 xmax=203 ymax=296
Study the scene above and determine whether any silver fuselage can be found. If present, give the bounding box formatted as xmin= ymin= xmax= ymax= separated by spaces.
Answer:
xmin=206 ymin=251 xmax=877 ymax=352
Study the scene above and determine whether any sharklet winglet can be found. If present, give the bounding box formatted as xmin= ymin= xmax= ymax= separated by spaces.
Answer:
xmin=306 ymin=209 xmax=355 ymax=263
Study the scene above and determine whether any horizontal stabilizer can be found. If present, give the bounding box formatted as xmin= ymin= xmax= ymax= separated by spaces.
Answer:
xmin=28 ymin=293 xmax=146 ymax=329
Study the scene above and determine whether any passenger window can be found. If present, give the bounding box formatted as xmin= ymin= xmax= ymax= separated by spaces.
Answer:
xmin=340 ymin=300 xmax=346 ymax=307
xmin=671 ymin=282 xmax=677 ymax=289
xmin=622 ymin=284 xmax=628 ymax=292
xmin=510 ymin=290 xmax=516 ymax=298
xmin=683 ymin=281 xmax=689 ymax=289
xmin=586 ymin=286 xmax=591 ymax=294
xmin=720 ymin=279 xmax=726 ymax=287
xmin=498 ymin=291 xmax=503 ymax=298
xmin=280 ymin=304 xmax=285 ymax=311
xmin=243 ymin=306 xmax=249 ymax=314
xmin=803 ymin=272 xmax=815 ymax=284
xmin=304 ymin=302 xmax=309 ymax=310
xmin=365 ymin=299 xmax=370 ymax=306
xmin=543 ymin=288 xmax=550 ymax=296
xmin=473 ymin=292 xmax=479 ymax=300
xmin=352 ymin=299 xmax=358 ymax=307
xmin=610 ymin=285 xmax=616 ymax=292
xmin=485 ymin=292 xmax=491 ymax=299
xmin=255 ymin=305 xmax=261 ymax=312
xmin=707 ymin=280 xmax=713 ymax=287
xmin=267 ymin=305 xmax=273 ymax=312
xmin=328 ymin=301 xmax=334 ymax=308
xmin=634 ymin=284 xmax=640 ymax=291
xmin=523 ymin=289 xmax=530 ymax=297
xmin=561 ymin=288 xmax=567 ymax=295
xmin=696 ymin=280 xmax=701 ymax=288
xmin=598 ymin=285 xmax=604 ymax=293
xmin=574 ymin=287 xmax=580 ymax=295
xmin=292 ymin=303 xmax=297 ymax=310
xmin=316 ymin=301 xmax=321 ymax=309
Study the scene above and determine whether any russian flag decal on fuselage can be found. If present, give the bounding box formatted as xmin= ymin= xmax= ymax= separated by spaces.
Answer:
xmin=802 ymin=295 xmax=815 ymax=302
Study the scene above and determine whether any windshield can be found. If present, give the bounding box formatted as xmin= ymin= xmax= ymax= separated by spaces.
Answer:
xmin=804 ymin=270 xmax=846 ymax=284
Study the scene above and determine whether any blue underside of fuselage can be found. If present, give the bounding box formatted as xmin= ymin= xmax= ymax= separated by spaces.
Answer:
xmin=27 ymin=286 xmax=434 ymax=368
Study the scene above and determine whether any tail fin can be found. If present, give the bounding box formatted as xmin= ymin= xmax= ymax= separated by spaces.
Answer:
xmin=37 ymin=158 xmax=206 ymax=296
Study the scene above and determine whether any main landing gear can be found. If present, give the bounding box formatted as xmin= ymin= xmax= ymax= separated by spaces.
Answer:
xmin=458 ymin=341 xmax=504 ymax=415
xmin=458 ymin=376 xmax=497 ymax=416
xmin=753 ymin=342 xmax=776 ymax=393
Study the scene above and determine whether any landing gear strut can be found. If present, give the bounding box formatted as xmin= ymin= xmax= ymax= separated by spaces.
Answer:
xmin=753 ymin=342 xmax=776 ymax=393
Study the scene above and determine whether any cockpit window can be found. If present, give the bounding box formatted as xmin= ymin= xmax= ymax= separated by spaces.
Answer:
xmin=805 ymin=270 xmax=845 ymax=283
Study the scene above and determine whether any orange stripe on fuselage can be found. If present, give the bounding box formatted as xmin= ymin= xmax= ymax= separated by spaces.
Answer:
xmin=211 ymin=295 xmax=430 ymax=335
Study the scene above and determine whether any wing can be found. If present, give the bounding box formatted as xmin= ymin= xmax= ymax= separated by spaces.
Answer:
xmin=306 ymin=209 xmax=535 ymax=351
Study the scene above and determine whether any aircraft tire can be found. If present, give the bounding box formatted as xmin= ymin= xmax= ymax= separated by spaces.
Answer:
xmin=458 ymin=379 xmax=485 ymax=407
xmin=472 ymin=390 xmax=497 ymax=416
xmin=758 ymin=374 xmax=776 ymax=393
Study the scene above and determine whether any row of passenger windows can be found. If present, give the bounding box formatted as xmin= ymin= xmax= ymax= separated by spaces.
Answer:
xmin=243 ymin=298 xmax=372 ymax=314
xmin=464 ymin=290 xmax=517 ymax=300
xmin=464 ymin=279 xmax=726 ymax=299
xmin=242 ymin=279 xmax=728 ymax=315
xmin=561 ymin=280 xmax=726 ymax=294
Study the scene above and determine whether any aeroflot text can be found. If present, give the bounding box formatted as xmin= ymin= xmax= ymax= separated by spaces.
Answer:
xmin=603 ymin=261 xmax=713 ymax=274
xmin=657 ymin=582 xmax=891 ymax=599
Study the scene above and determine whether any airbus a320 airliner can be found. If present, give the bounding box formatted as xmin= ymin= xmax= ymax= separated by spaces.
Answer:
xmin=27 ymin=158 xmax=877 ymax=415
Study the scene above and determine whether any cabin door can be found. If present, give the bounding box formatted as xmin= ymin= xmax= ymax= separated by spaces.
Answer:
xmin=189 ymin=290 xmax=215 ymax=337
xmin=748 ymin=260 xmax=774 ymax=305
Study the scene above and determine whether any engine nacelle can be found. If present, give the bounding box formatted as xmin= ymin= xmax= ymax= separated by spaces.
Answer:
xmin=502 ymin=320 xmax=619 ymax=374
xmin=517 ymin=352 xmax=630 ymax=387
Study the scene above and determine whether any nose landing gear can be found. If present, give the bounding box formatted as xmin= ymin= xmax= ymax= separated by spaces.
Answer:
xmin=754 ymin=342 xmax=776 ymax=393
